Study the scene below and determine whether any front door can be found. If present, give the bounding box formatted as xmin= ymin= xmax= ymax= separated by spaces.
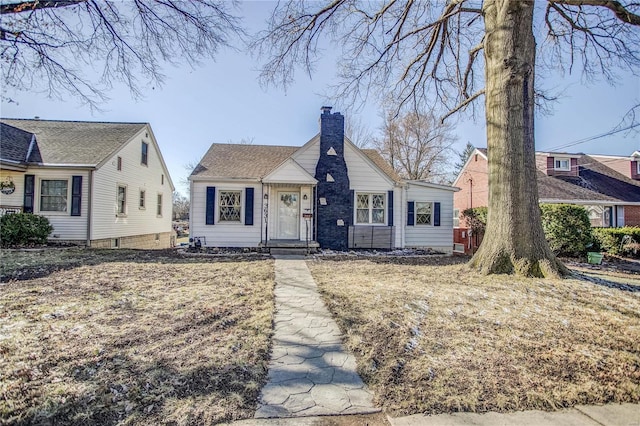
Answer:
xmin=277 ymin=192 xmax=299 ymax=239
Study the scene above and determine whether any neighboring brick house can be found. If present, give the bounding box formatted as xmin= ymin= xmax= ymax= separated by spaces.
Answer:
xmin=0 ymin=118 xmax=175 ymax=248
xmin=453 ymin=148 xmax=640 ymax=251
xmin=189 ymin=107 xmax=459 ymax=253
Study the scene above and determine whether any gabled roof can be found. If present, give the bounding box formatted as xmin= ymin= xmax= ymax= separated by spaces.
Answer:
xmin=535 ymin=153 xmax=640 ymax=203
xmin=0 ymin=122 xmax=39 ymax=164
xmin=361 ymin=149 xmax=403 ymax=182
xmin=263 ymin=158 xmax=318 ymax=184
xmin=0 ymin=118 xmax=146 ymax=165
xmin=191 ymin=143 xmax=299 ymax=179
xmin=191 ymin=141 xmax=403 ymax=184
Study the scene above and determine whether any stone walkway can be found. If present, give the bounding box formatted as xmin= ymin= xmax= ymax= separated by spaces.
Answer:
xmin=254 ymin=256 xmax=378 ymax=418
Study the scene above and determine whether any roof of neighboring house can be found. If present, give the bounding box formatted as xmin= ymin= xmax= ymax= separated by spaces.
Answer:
xmin=0 ymin=122 xmax=40 ymax=163
xmin=192 ymin=142 xmax=405 ymax=183
xmin=459 ymin=147 xmax=640 ymax=204
xmin=535 ymin=154 xmax=640 ymax=203
xmin=191 ymin=143 xmax=299 ymax=179
xmin=0 ymin=118 xmax=146 ymax=165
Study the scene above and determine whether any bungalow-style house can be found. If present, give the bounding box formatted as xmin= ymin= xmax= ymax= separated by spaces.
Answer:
xmin=453 ymin=147 xmax=640 ymax=251
xmin=0 ymin=118 xmax=175 ymax=248
xmin=189 ymin=107 xmax=459 ymax=253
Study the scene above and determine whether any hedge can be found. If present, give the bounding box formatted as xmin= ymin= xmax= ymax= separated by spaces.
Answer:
xmin=592 ymin=226 xmax=640 ymax=258
xmin=540 ymin=204 xmax=595 ymax=257
xmin=0 ymin=213 xmax=54 ymax=247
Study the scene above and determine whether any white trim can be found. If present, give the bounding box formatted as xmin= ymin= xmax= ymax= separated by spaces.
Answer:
xmin=452 ymin=148 xmax=486 ymax=187
xmin=190 ymin=176 xmax=261 ymax=183
xmin=26 ymin=134 xmax=36 ymax=162
xmin=217 ymin=189 xmax=243 ymax=223
xmin=406 ymin=180 xmax=460 ymax=192
xmin=554 ymin=157 xmax=571 ymax=171
xmin=354 ymin=192 xmax=386 ymax=225
xmin=539 ymin=199 xmax=640 ymax=206
xmin=262 ymin=158 xmax=318 ymax=184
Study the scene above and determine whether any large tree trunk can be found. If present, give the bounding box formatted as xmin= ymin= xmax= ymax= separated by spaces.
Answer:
xmin=469 ymin=0 xmax=568 ymax=277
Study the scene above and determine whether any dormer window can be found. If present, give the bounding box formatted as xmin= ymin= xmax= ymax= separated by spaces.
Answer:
xmin=554 ymin=158 xmax=570 ymax=171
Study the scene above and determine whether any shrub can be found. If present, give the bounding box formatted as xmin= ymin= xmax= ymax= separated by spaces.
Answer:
xmin=0 ymin=213 xmax=54 ymax=247
xmin=461 ymin=207 xmax=488 ymax=237
xmin=592 ymin=227 xmax=640 ymax=258
xmin=540 ymin=204 xmax=594 ymax=257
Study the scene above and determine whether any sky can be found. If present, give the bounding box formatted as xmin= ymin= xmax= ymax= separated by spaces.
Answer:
xmin=1 ymin=2 xmax=639 ymax=196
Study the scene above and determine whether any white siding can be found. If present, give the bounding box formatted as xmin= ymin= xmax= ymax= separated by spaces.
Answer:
xmin=91 ymin=127 xmax=172 ymax=240
xmin=292 ymin=138 xmax=320 ymax=175
xmin=404 ymin=183 xmax=455 ymax=253
xmin=0 ymin=170 xmax=25 ymax=210
xmin=29 ymin=168 xmax=90 ymax=241
xmin=190 ymin=181 xmax=262 ymax=247
xmin=345 ymin=143 xmax=393 ymax=191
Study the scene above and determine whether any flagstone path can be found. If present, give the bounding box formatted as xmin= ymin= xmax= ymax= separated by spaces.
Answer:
xmin=254 ymin=256 xmax=378 ymax=418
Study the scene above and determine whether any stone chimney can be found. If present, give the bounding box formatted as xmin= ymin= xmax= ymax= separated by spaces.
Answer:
xmin=314 ymin=107 xmax=351 ymax=250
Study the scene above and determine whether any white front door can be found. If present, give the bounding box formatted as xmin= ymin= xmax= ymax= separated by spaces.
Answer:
xmin=277 ymin=192 xmax=299 ymax=239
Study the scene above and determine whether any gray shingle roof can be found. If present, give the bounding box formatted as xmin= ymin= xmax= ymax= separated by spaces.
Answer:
xmin=361 ymin=149 xmax=403 ymax=182
xmin=191 ymin=143 xmax=403 ymax=183
xmin=1 ymin=118 xmax=146 ymax=165
xmin=191 ymin=144 xmax=299 ymax=179
xmin=536 ymin=154 xmax=640 ymax=203
xmin=0 ymin=122 xmax=36 ymax=163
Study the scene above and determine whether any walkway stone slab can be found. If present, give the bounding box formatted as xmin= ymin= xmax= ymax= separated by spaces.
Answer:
xmin=255 ymin=256 xmax=378 ymax=418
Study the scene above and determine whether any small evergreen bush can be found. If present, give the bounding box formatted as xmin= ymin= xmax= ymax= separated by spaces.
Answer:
xmin=461 ymin=207 xmax=488 ymax=237
xmin=0 ymin=213 xmax=54 ymax=247
xmin=592 ymin=226 xmax=640 ymax=257
xmin=540 ymin=204 xmax=594 ymax=257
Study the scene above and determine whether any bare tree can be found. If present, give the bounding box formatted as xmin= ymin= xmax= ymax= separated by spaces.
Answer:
xmin=375 ymin=111 xmax=456 ymax=183
xmin=345 ymin=113 xmax=373 ymax=148
xmin=172 ymin=191 xmax=189 ymax=221
xmin=253 ymin=0 xmax=640 ymax=277
xmin=1 ymin=0 xmax=243 ymax=107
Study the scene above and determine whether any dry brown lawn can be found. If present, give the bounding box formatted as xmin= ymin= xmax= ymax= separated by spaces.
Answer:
xmin=307 ymin=256 xmax=640 ymax=416
xmin=0 ymin=249 xmax=274 ymax=425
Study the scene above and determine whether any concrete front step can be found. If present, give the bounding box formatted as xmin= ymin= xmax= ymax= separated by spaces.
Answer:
xmin=270 ymin=248 xmax=311 ymax=256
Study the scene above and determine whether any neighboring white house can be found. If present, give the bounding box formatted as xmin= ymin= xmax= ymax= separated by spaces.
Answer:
xmin=189 ymin=107 xmax=458 ymax=253
xmin=0 ymin=118 xmax=175 ymax=248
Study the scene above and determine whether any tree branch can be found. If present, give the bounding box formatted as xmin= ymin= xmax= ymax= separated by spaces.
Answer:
xmin=551 ymin=0 xmax=640 ymax=26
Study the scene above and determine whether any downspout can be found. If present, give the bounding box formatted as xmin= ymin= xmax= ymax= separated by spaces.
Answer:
xmin=260 ymin=181 xmax=264 ymax=244
xmin=402 ymin=184 xmax=407 ymax=248
xmin=86 ymin=169 xmax=93 ymax=246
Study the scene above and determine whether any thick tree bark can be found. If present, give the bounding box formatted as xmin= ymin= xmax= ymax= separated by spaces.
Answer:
xmin=469 ymin=0 xmax=569 ymax=277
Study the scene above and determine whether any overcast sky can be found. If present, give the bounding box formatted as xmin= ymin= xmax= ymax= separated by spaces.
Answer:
xmin=2 ymin=2 xmax=639 ymax=195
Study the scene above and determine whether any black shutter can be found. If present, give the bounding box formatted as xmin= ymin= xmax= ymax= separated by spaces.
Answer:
xmin=206 ymin=186 xmax=215 ymax=225
xmin=71 ymin=176 xmax=82 ymax=216
xmin=388 ymin=190 xmax=394 ymax=226
xmin=407 ymin=201 xmax=414 ymax=226
xmin=434 ymin=202 xmax=441 ymax=226
xmin=245 ymin=187 xmax=254 ymax=225
xmin=24 ymin=174 xmax=35 ymax=213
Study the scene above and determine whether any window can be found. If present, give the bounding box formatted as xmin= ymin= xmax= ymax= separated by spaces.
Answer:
xmin=554 ymin=158 xmax=570 ymax=171
xmin=141 ymin=142 xmax=149 ymax=165
xmin=637 ymin=160 xmax=640 ymax=174
xmin=219 ymin=190 xmax=241 ymax=222
xmin=40 ymin=180 xmax=68 ymax=212
xmin=117 ymin=185 xmax=127 ymax=215
xmin=416 ymin=202 xmax=433 ymax=225
xmin=356 ymin=193 xmax=385 ymax=224
xmin=453 ymin=208 xmax=460 ymax=228
xmin=117 ymin=156 xmax=122 ymax=171
xmin=139 ymin=190 xmax=146 ymax=209
xmin=157 ymin=193 xmax=163 ymax=217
